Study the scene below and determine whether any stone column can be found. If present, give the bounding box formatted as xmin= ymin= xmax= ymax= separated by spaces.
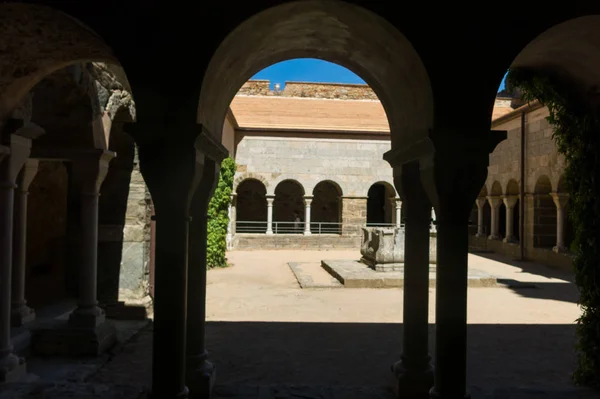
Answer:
xmin=550 ymin=192 xmax=569 ymax=253
xmin=11 ymin=159 xmax=39 ymax=327
xmin=475 ymin=198 xmax=486 ymax=237
xmin=430 ymin=208 xmax=437 ymax=233
xmin=390 ymin=197 xmax=402 ymax=227
xmin=486 ymin=196 xmax=501 ymax=240
xmin=0 ymin=135 xmax=30 ymax=383
xmin=304 ymin=195 xmax=313 ymax=235
xmin=421 ymin=131 xmax=505 ymax=399
xmin=68 ymin=150 xmax=115 ymax=329
xmin=131 ymin=126 xmax=208 ymax=399
xmin=266 ymin=195 xmax=274 ymax=235
xmin=187 ymin=139 xmax=226 ymax=398
xmin=502 ymin=195 xmax=518 ymax=243
xmin=390 ymin=162 xmax=433 ymax=398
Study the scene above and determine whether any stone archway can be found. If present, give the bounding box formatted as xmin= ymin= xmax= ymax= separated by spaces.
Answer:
xmin=367 ymin=181 xmax=396 ymax=226
xmin=236 ymin=178 xmax=268 ymax=234
xmin=311 ymin=180 xmax=343 ymax=234
xmin=273 ymin=179 xmax=305 ymax=233
xmin=197 ymin=0 xmax=433 ymax=151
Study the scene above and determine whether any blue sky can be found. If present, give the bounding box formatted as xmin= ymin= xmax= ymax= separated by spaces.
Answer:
xmin=253 ymin=58 xmax=507 ymax=92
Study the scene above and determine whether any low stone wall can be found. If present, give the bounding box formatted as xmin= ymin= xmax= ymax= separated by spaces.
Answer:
xmin=232 ymin=234 xmax=361 ymax=250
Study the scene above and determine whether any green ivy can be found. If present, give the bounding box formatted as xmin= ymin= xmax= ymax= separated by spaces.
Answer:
xmin=206 ymin=156 xmax=236 ymax=269
xmin=507 ymin=68 xmax=600 ymax=388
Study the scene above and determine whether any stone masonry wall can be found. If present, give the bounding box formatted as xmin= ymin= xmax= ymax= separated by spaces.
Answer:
xmin=341 ymin=198 xmax=368 ymax=236
xmin=119 ymin=148 xmax=152 ymax=302
xmin=237 ymin=80 xmax=377 ymax=100
xmin=233 ymin=135 xmax=395 ymax=198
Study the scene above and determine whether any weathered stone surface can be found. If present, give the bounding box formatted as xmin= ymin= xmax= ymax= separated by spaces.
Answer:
xmin=288 ymin=262 xmax=343 ymax=289
xmin=232 ymin=234 xmax=360 ymax=250
xmin=31 ymin=319 xmax=117 ymax=357
xmin=237 ymin=80 xmax=379 ymax=101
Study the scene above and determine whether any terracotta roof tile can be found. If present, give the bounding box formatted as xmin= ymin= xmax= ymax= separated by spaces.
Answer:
xmin=229 ymin=95 xmax=390 ymax=132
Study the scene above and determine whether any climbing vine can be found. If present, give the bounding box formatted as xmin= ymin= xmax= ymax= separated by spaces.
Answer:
xmin=507 ymin=68 xmax=600 ymax=388
xmin=206 ymin=157 xmax=236 ymax=269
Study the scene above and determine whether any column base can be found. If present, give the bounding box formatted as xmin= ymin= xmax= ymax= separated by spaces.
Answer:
xmin=475 ymin=233 xmax=486 ymax=238
xmin=31 ymin=318 xmax=117 ymax=357
xmin=487 ymin=235 xmax=500 ymax=240
xmin=553 ymin=245 xmax=567 ymax=253
xmin=266 ymin=230 xmax=274 ymax=235
xmin=391 ymin=359 xmax=434 ymax=399
xmin=11 ymin=305 xmax=36 ymax=327
xmin=429 ymin=388 xmax=471 ymax=399
xmin=187 ymin=354 xmax=216 ymax=398
xmin=0 ymin=353 xmax=26 ymax=383
xmin=68 ymin=305 xmax=106 ymax=329
xmin=303 ymin=231 xmax=312 ymax=236
xmin=503 ymin=237 xmax=517 ymax=244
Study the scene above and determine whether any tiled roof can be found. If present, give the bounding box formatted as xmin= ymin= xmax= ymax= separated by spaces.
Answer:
xmin=229 ymin=93 xmax=515 ymax=133
xmin=229 ymin=95 xmax=390 ymax=132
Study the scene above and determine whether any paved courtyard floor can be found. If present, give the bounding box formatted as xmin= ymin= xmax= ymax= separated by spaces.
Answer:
xmin=82 ymin=249 xmax=597 ymax=397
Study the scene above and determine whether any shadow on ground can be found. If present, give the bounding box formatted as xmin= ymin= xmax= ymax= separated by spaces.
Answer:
xmin=87 ymin=321 xmax=594 ymax=397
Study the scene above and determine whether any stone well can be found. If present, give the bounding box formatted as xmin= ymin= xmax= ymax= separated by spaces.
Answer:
xmin=360 ymin=227 xmax=436 ymax=272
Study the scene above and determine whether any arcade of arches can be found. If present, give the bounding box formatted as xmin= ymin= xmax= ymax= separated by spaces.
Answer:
xmin=1 ymin=2 xmax=600 ymax=399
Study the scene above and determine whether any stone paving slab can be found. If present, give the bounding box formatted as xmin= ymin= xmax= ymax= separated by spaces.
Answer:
xmin=288 ymin=262 xmax=343 ymax=288
xmin=321 ymin=259 xmax=498 ymax=288
xmin=0 ymin=382 xmax=148 ymax=398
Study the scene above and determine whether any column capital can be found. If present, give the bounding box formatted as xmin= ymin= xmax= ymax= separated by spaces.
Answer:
xmin=550 ymin=192 xmax=569 ymax=208
xmin=502 ymin=195 xmax=518 ymax=208
xmin=194 ymin=127 xmax=229 ymax=164
xmin=0 ymin=134 xmax=33 ymax=186
xmin=486 ymin=195 xmax=502 ymax=208
xmin=303 ymin=195 xmax=313 ymax=205
xmin=475 ymin=197 xmax=486 ymax=208
xmin=70 ymin=149 xmax=116 ymax=195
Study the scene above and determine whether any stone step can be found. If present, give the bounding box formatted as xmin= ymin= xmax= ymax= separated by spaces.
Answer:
xmin=288 ymin=262 xmax=343 ymax=288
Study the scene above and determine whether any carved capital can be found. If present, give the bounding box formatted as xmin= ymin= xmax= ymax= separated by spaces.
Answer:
xmin=303 ymin=195 xmax=313 ymax=206
xmin=0 ymin=135 xmax=33 ymax=187
xmin=16 ymin=159 xmax=39 ymax=193
xmin=475 ymin=197 xmax=487 ymax=209
xmin=266 ymin=195 xmax=275 ymax=206
xmin=502 ymin=195 xmax=518 ymax=209
xmin=487 ymin=195 xmax=502 ymax=209
xmin=550 ymin=192 xmax=569 ymax=209
xmin=71 ymin=149 xmax=116 ymax=195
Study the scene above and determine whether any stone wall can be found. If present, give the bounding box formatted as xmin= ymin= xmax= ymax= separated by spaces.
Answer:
xmin=118 ymin=149 xmax=152 ymax=302
xmin=341 ymin=197 xmax=368 ymax=236
xmin=237 ymin=79 xmax=377 ymax=100
xmin=233 ymin=135 xmax=394 ymax=197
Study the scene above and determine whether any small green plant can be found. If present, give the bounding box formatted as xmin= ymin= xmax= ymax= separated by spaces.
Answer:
xmin=206 ymin=157 xmax=236 ymax=269
xmin=508 ymin=68 xmax=600 ymax=389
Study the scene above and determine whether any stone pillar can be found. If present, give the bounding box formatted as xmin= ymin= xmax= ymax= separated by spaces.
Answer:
xmin=475 ymin=198 xmax=486 ymax=237
xmin=0 ymin=135 xmax=30 ymax=383
xmin=486 ymin=196 xmax=501 ymax=240
xmin=68 ymin=151 xmax=116 ymax=329
xmin=187 ymin=136 xmax=226 ymax=398
xmin=502 ymin=195 xmax=518 ymax=243
xmin=550 ymin=192 xmax=569 ymax=253
xmin=341 ymin=196 xmax=368 ymax=236
xmin=390 ymin=162 xmax=433 ymax=398
xmin=304 ymin=195 xmax=313 ymax=235
xmin=11 ymin=159 xmax=39 ymax=327
xmin=419 ymin=131 xmax=505 ymax=399
xmin=430 ymin=208 xmax=437 ymax=233
xmin=266 ymin=195 xmax=274 ymax=235
xmin=131 ymin=127 xmax=208 ymax=399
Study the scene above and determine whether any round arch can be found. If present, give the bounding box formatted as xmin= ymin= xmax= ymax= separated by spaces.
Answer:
xmin=0 ymin=4 xmax=131 ymax=127
xmin=506 ymin=179 xmax=519 ymax=196
xmin=490 ymin=181 xmax=503 ymax=196
xmin=197 ymin=0 xmax=433 ymax=149
xmin=233 ymin=173 xmax=270 ymax=193
xmin=236 ymin=178 xmax=268 ymax=233
xmin=366 ymin=181 xmax=396 ymax=226
xmin=311 ymin=180 xmax=343 ymax=234
xmin=510 ymin=16 xmax=600 ymax=96
xmin=273 ymin=179 xmax=305 ymax=230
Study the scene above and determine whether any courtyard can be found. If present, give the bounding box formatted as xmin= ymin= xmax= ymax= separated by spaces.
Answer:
xmin=83 ymin=250 xmax=591 ymax=398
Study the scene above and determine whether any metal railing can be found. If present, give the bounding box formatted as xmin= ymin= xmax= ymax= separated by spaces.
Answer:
xmin=236 ymin=221 xmax=343 ymax=235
